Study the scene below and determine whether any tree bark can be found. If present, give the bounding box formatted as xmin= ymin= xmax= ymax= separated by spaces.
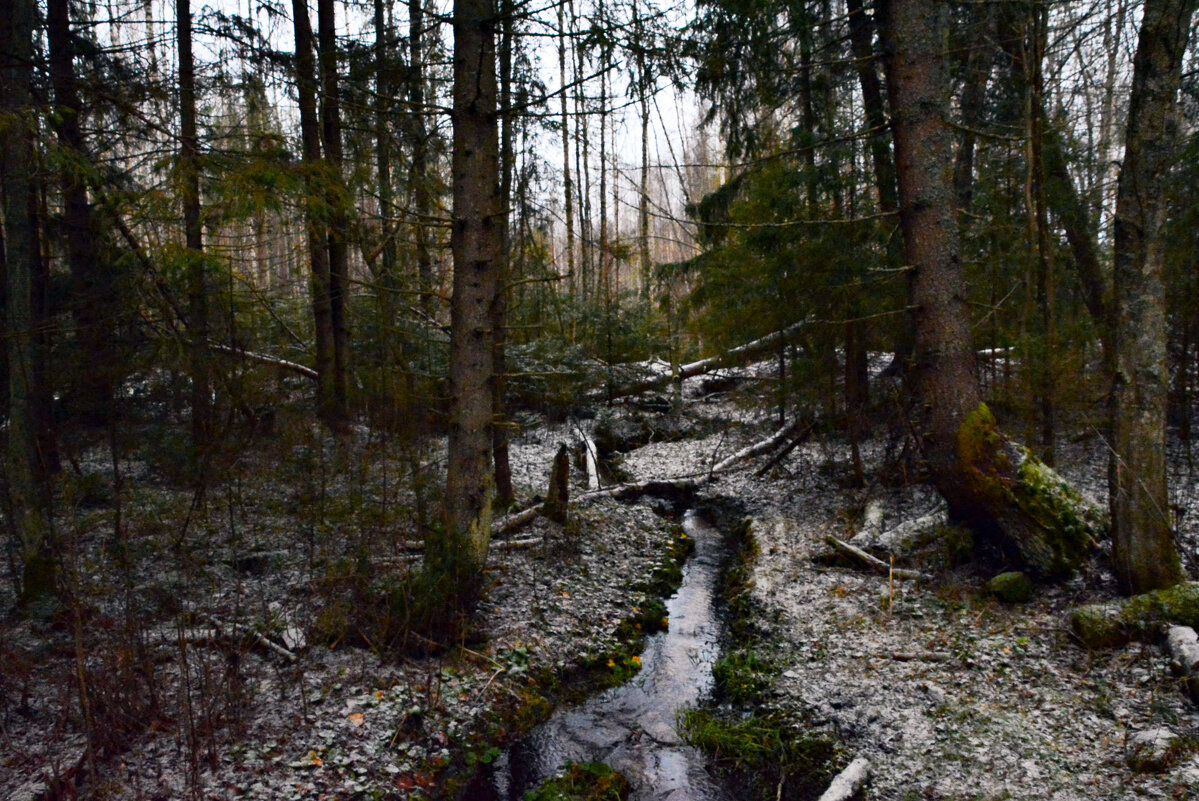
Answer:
xmin=878 ymin=0 xmax=1095 ymax=578
xmin=1110 ymin=0 xmax=1196 ymax=594
xmin=2 ymin=0 xmax=57 ymax=607
xmin=318 ymin=0 xmax=350 ymax=427
xmin=441 ymin=0 xmax=501 ymax=597
xmin=292 ymin=0 xmax=337 ymax=426
xmin=493 ymin=0 xmax=514 ymax=508
xmin=48 ymin=0 xmax=114 ymax=425
xmin=178 ymin=0 xmax=211 ymax=462
xmin=408 ymin=0 xmax=435 ymax=320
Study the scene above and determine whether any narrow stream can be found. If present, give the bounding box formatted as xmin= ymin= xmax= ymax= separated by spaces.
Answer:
xmin=481 ymin=509 xmax=730 ymax=800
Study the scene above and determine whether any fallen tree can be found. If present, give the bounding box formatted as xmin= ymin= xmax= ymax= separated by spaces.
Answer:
xmin=597 ymin=318 xmax=812 ymax=400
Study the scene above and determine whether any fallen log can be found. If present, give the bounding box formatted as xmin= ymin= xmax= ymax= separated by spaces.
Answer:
xmin=208 ymin=341 xmax=318 ymax=380
xmin=600 ymin=318 xmax=811 ymax=400
xmin=823 ymin=534 xmax=928 ymax=581
xmin=817 ymin=757 xmax=870 ymax=801
xmin=1166 ymin=625 xmax=1199 ymax=703
xmin=711 ymin=416 xmax=810 ymax=475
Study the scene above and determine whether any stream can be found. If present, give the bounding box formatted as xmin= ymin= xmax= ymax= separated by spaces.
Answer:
xmin=478 ymin=509 xmax=731 ymax=800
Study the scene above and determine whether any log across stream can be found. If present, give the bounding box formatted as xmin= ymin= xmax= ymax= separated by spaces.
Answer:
xmin=479 ymin=510 xmax=731 ymax=800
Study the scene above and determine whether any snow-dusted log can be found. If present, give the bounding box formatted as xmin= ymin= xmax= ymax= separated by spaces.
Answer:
xmin=817 ymin=757 xmax=870 ymax=801
xmin=711 ymin=416 xmax=810 ymax=475
xmin=850 ymin=502 xmax=948 ymax=555
xmin=579 ymin=431 xmax=601 ymax=490
xmin=823 ymin=535 xmax=928 ymax=581
xmin=600 ymin=319 xmax=811 ymax=399
xmin=1166 ymin=626 xmax=1199 ymax=702
xmin=208 ymin=341 xmax=318 ymax=380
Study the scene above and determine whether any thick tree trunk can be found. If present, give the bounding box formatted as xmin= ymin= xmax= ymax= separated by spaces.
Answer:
xmin=441 ymin=0 xmax=501 ymax=598
xmin=292 ymin=0 xmax=337 ymax=426
xmin=878 ymin=0 xmax=1096 ymax=578
xmin=318 ymin=0 xmax=350 ymax=427
xmin=1110 ymin=0 xmax=1196 ymax=594
xmin=2 ymin=0 xmax=57 ymax=607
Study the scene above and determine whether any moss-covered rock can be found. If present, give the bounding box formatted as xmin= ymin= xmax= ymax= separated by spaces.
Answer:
xmin=988 ymin=571 xmax=1034 ymax=603
xmin=1069 ymin=582 xmax=1199 ymax=650
xmin=1069 ymin=603 xmax=1130 ymax=650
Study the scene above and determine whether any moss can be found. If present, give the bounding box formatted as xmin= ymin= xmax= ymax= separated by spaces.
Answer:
xmin=524 ymin=761 xmax=631 ymax=800
xmin=1070 ymin=604 xmax=1130 ymax=650
xmin=988 ymin=571 xmax=1034 ymax=603
xmin=1069 ymin=583 xmax=1199 ymax=650
xmin=955 ymin=403 xmax=1012 ymax=506
xmin=679 ymin=709 xmax=836 ymax=800
xmin=954 ymin=403 xmax=1097 ymax=578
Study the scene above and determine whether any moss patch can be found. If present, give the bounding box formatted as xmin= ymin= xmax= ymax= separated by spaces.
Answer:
xmin=988 ymin=572 xmax=1034 ymax=604
xmin=1070 ymin=582 xmax=1199 ymax=650
xmin=954 ymin=403 xmax=1099 ymax=578
xmin=524 ymin=761 xmax=631 ymax=800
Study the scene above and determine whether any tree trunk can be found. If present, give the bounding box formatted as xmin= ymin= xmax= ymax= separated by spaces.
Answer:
xmin=492 ymin=0 xmax=514 ymax=509
xmin=1110 ymin=0 xmax=1196 ymax=594
xmin=441 ymin=0 xmax=501 ymax=600
xmin=48 ymin=0 xmax=114 ymax=425
xmin=318 ymin=0 xmax=350 ymax=427
xmin=374 ymin=0 xmax=398 ymax=391
xmin=178 ymin=0 xmax=211 ymax=462
xmin=408 ymin=0 xmax=435 ymax=320
xmin=878 ymin=0 xmax=1095 ymax=578
xmin=292 ymin=0 xmax=337 ymax=426
xmin=556 ymin=1 xmax=576 ymax=318
xmin=2 ymin=0 xmax=57 ymax=607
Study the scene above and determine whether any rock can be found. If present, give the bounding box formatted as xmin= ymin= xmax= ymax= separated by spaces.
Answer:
xmin=1166 ymin=625 xmax=1199 ymax=703
xmin=988 ymin=571 xmax=1034 ymax=603
xmin=1126 ymin=727 xmax=1182 ymax=773
xmin=1069 ymin=604 xmax=1129 ymax=650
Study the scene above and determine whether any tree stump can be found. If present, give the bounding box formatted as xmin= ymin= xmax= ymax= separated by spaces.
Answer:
xmin=543 ymin=443 xmax=570 ymax=524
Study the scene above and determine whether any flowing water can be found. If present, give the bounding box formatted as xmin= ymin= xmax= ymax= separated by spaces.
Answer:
xmin=481 ymin=509 xmax=730 ymax=800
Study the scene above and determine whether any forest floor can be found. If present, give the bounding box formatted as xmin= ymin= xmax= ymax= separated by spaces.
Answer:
xmin=3 ymin=369 xmax=1199 ymax=800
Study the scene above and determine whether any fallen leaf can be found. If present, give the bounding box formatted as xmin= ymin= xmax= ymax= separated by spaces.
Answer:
xmin=348 ymin=712 xmax=365 ymax=727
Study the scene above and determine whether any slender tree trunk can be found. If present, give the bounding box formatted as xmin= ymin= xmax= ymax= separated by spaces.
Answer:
xmin=557 ymin=1 xmax=576 ymax=322
xmin=635 ymin=0 xmax=651 ymax=303
xmin=292 ymin=0 xmax=337 ymax=425
xmin=178 ymin=0 xmax=211 ymax=461
xmin=951 ymin=3 xmax=995 ymax=215
xmin=492 ymin=0 xmax=514 ymax=508
xmin=374 ymin=0 xmax=397 ymax=371
xmin=2 ymin=0 xmax=56 ymax=607
xmin=318 ymin=0 xmax=350 ymax=427
xmin=441 ymin=0 xmax=501 ymax=598
xmin=48 ymin=0 xmax=114 ymax=425
xmin=408 ymin=0 xmax=434 ymax=320
xmin=1110 ymin=0 xmax=1196 ymax=594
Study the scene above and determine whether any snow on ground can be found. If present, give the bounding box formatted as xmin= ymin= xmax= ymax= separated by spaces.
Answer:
xmin=5 ymin=380 xmax=1199 ymax=799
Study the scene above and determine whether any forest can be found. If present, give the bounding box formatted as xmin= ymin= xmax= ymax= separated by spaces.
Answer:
xmin=3 ymin=0 xmax=1199 ymax=798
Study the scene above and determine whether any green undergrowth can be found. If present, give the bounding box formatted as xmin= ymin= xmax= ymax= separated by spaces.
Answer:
xmin=523 ymin=761 xmax=631 ymax=800
xmin=681 ymin=516 xmax=841 ymax=800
